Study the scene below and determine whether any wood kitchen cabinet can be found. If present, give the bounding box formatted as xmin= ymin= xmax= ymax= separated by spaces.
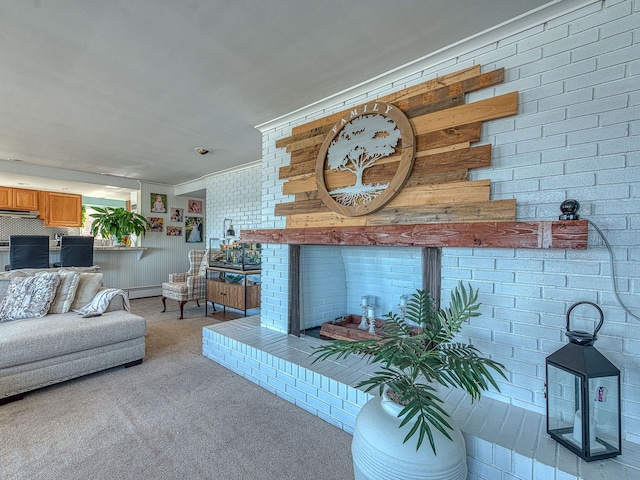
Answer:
xmin=0 ymin=186 xmax=39 ymax=210
xmin=38 ymin=191 xmax=82 ymax=227
xmin=0 ymin=187 xmax=11 ymax=208
xmin=206 ymin=267 xmax=261 ymax=317
xmin=1 ymin=185 xmax=81 ymax=227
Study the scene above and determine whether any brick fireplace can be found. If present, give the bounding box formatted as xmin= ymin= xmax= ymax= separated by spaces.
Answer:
xmin=201 ymin=219 xmax=640 ymax=478
xmin=201 ymin=2 xmax=640 ymax=475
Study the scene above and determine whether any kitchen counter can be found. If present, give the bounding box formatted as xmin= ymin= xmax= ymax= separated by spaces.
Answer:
xmin=0 ymin=245 xmax=147 ymax=260
xmin=0 ymin=245 xmax=146 ymax=252
xmin=0 ymin=246 xmax=151 ymax=297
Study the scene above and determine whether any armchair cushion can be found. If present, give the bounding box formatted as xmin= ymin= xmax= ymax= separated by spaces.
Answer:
xmin=162 ymin=282 xmax=189 ymax=302
xmin=168 ymin=273 xmax=186 ymax=283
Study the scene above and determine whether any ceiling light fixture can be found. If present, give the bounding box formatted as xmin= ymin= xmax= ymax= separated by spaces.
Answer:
xmin=195 ymin=147 xmax=209 ymax=155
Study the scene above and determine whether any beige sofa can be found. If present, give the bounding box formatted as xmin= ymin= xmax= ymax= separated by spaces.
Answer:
xmin=0 ymin=267 xmax=146 ymax=404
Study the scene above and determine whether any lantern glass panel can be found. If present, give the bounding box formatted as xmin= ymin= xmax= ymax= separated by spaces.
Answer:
xmin=588 ymin=376 xmax=620 ymax=454
xmin=547 ymin=364 xmax=579 ymax=435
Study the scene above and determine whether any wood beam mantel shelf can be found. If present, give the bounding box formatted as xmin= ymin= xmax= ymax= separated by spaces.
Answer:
xmin=241 ymin=220 xmax=588 ymax=250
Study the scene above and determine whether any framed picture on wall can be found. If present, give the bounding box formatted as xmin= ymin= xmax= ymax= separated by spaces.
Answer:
xmin=150 ymin=193 xmax=167 ymax=213
xmin=185 ymin=216 xmax=203 ymax=243
xmin=167 ymin=226 xmax=182 ymax=236
xmin=147 ymin=217 xmax=163 ymax=232
xmin=187 ymin=198 xmax=202 ymax=214
xmin=170 ymin=208 xmax=183 ymax=222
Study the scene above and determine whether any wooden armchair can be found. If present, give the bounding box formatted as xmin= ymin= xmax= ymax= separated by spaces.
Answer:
xmin=161 ymin=249 xmax=211 ymax=319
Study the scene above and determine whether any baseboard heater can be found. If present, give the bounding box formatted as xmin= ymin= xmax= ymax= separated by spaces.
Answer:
xmin=124 ymin=285 xmax=162 ymax=299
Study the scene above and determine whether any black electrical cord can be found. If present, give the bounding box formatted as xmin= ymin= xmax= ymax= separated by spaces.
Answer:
xmin=587 ymin=219 xmax=640 ymax=321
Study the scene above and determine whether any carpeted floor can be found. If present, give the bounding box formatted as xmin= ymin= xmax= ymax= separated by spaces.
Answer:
xmin=0 ymin=297 xmax=354 ymax=480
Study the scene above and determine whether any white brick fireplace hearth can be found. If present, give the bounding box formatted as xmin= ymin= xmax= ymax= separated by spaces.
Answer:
xmin=202 ymin=316 xmax=639 ymax=479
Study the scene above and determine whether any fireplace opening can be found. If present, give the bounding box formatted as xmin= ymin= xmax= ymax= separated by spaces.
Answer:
xmin=288 ymin=245 xmax=442 ymax=336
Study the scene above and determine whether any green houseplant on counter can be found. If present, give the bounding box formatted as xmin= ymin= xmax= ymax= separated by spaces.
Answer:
xmin=89 ymin=207 xmax=149 ymax=246
xmin=312 ymin=283 xmax=507 ymax=480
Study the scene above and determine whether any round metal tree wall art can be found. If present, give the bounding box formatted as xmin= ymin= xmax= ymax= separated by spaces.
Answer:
xmin=316 ymin=102 xmax=415 ymax=217
xmin=327 ymin=114 xmax=399 ymax=205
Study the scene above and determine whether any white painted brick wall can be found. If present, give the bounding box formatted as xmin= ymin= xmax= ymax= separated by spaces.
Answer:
xmin=457 ymin=2 xmax=639 ymax=439
xmin=204 ymin=163 xmax=262 ymax=243
xmin=254 ymin=0 xmax=640 ymax=458
xmin=300 ymin=245 xmax=347 ymax=329
xmin=203 ymin=163 xmax=262 ymax=314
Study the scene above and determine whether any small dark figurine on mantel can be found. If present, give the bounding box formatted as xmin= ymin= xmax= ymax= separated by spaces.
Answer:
xmin=560 ymin=199 xmax=580 ymax=220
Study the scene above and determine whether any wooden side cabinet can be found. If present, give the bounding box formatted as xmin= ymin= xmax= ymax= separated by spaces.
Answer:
xmin=206 ymin=267 xmax=261 ymax=317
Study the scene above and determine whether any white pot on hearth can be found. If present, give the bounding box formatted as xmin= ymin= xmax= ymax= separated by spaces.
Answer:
xmin=311 ymin=286 xmax=504 ymax=480
xmin=351 ymin=389 xmax=467 ymax=480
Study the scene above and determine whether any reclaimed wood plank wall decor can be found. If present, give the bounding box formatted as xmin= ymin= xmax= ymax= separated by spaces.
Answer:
xmin=274 ymin=65 xmax=519 ymax=229
xmin=243 ymin=65 xmax=589 ymax=250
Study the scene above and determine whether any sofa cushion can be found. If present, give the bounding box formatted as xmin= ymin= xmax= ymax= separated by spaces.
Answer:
xmin=0 ymin=310 xmax=147 ymax=369
xmin=0 ymin=273 xmax=61 ymax=322
xmin=48 ymin=270 xmax=81 ymax=314
xmin=70 ymin=273 xmax=104 ymax=310
xmin=0 ymin=266 xmax=99 ymax=280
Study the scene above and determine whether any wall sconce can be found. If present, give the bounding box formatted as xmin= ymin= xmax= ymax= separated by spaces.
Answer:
xmin=223 ymin=218 xmax=235 ymax=239
xmin=546 ymin=301 xmax=621 ymax=461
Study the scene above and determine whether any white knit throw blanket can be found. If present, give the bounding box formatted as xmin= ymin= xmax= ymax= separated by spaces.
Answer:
xmin=74 ymin=288 xmax=131 ymax=315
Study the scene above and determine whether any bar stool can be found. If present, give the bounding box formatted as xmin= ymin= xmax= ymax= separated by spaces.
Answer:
xmin=8 ymin=235 xmax=50 ymax=270
xmin=58 ymin=236 xmax=95 ymax=267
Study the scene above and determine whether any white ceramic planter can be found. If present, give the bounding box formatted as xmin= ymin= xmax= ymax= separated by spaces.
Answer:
xmin=111 ymin=235 xmax=130 ymax=247
xmin=352 ymin=390 xmax=467 ymax=480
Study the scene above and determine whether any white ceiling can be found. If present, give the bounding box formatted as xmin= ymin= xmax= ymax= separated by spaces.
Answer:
xmin=0 ymin=0 xmax=551 ymax=200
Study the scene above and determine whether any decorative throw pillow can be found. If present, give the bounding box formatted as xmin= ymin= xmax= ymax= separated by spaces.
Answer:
xmin=70 ymin=273 xmax=104 ymax=311
xmin=0 ymin=279 xmax=11 ymax=304
xmin=48 ymin=270 xmax=81 ymax=314
xmin=0 ymin=273 xmax=61 ymax=322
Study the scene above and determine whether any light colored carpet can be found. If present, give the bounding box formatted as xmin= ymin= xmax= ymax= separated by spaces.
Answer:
xmin=0 ymin=297 xmax=354 ymax=480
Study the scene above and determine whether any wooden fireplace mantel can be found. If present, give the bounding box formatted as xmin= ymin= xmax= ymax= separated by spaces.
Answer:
xmin=241 ymin=220 xmax=588 ymax=249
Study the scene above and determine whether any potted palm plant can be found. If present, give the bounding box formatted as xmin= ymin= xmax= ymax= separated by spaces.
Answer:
xmin=312 ymin=283 xmax=507 ymax=480
xmin=89 ymin=206 xmax=149 ymax=246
